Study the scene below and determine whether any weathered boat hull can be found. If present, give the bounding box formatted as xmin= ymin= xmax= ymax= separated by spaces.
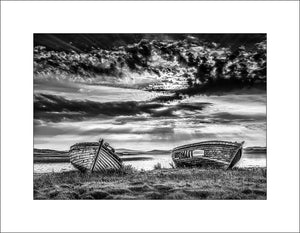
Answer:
xmin=69 ymin=140 xmax=122 ymax=172
xmin=173 ymin=157 xmax=229 ymax=168
xmin=172 ymin=141 xmax=244 ymax=169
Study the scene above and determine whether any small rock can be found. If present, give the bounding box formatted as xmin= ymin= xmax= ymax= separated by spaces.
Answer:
xmin=49 ymin=190 xmax=59 ymax=198
xmin=241 ymin=189 xmax=253 ymax=194
xmin=60 ymin=184 xmax=72 ymax=189
xmin=130 ymin=181 xmax=143 ymax=185
xmin=81 ymin=194 xmax=94 ymax=200
xmin=145 ymin=191 xmax=163 ymax=199
xmin=129 ymin=184 xmax=152 ymax=192
xmin=184 ymin=190 xmax=210 ymax=199
xmin=252 ymin=189 xmax=266 ymax=196
xmin=77 ymin=187 xmax=86 ymax=195
xmin=108 ymin=188 xmax=131 ymax=195
xmin=88 ymin=190 xmax=109 ymax=199
xmin=167 ymin=191 xmax=188 ymax=200
xmin=153 ymin=184 xmax=173 ymax=191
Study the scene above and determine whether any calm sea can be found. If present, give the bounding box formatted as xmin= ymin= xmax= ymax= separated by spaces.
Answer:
xmin=33 ymin=152 xmax=266 ymax=173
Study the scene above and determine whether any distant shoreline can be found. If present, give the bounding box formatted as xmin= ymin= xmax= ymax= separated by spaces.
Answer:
xmin=33 ymin=147 xmax=266 ymax=163
xmin=34 ymin=155 xmax=154 ymax=163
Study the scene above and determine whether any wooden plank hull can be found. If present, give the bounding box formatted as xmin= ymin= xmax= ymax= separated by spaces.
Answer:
xmin=69 ymin=140 xmax=122 ymax=172
xmin=92 ymin=146 xmax=122 ymax=171
xmin=173 ymin=157 xmax=228 ymax=169
xmin=172 ymin=140 xmax=244 ymax=169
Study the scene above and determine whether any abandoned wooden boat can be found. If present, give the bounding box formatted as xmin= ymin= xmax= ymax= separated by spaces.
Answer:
xmin=69 ymin=139 xmax=122 ymax=172
xmin=171 ymin=140 xmax=244 ymax=169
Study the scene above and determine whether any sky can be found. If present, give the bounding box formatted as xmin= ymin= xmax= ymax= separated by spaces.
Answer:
xmin=34 ymin=34 xmax=266 ymax=151
xmin=34 ymin=81 xmax=266 ymax=151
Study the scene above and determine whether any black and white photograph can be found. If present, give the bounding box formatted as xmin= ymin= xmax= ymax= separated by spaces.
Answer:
xmin=1 ymin=1 xmax=299 ymax=232
xmin=33 ymin=33 xmax=267 ymax=200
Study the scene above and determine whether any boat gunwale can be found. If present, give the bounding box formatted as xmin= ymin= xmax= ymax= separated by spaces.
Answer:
xmin=70 ymin=142 xmax=99 ymax=150
xmin=172 ymin=140 xmax=243 ymax=153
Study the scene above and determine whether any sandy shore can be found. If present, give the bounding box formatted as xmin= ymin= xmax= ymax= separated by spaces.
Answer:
xmin=34 ymin=166 xmax=266 ymax=200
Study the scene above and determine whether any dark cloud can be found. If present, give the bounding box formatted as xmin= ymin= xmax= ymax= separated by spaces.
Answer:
xmin=208 ymin=112 xmax=266 ymax=124
xmin=34 ymin=35 xmax=266 ymax=95
xmin=177 ymin=102 xmax=212 ymax=111
xmin=115 ymin=116 xmax=149 ymax=124
xmin=34 ymin=93 xmax=162 ymax=122
xmin=34 ymin=93 xmax=211 ymax=122
xmin=34 ymin=34 xmax=266 ymax=52
xmin=180 ymin=112 xmax=266 ymax=126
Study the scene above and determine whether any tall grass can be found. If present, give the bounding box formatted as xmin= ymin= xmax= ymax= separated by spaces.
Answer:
xmin=153 ymin=163 xmax=162 ymax=170
xmin=34 ymin=167 xmax=267 ymax=200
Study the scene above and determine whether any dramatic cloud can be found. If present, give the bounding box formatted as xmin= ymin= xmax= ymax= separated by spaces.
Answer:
xmin=34 ymin=93 xmax=161 ymax=121
xmin=34 ymin=96 xmax=266 ymax=150
xmin=34 ymin=93 xmax=211 ymax=122
xmin=34 ymin=78 xmax=161 ymax=102
xmin=207 ymin=112 xmax=266 ymax=124
xmin=34 ymin=35 xmax=266 ymax=94
xmin=33 ymin=35 xmax=266 ymax=151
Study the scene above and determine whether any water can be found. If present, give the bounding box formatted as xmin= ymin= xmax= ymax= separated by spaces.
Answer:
xmin=33 ymin=153 xmax=266 ymax=173
xmin=34 ymin=162 xmax=76 ymax=173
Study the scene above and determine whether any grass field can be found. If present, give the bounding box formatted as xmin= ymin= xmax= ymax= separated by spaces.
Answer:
xmin=34 ymin=166 xmax=266 ymax=200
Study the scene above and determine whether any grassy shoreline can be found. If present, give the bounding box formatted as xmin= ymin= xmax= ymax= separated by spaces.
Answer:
xmin=34 ymin=166 xmax=266 ymax=200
